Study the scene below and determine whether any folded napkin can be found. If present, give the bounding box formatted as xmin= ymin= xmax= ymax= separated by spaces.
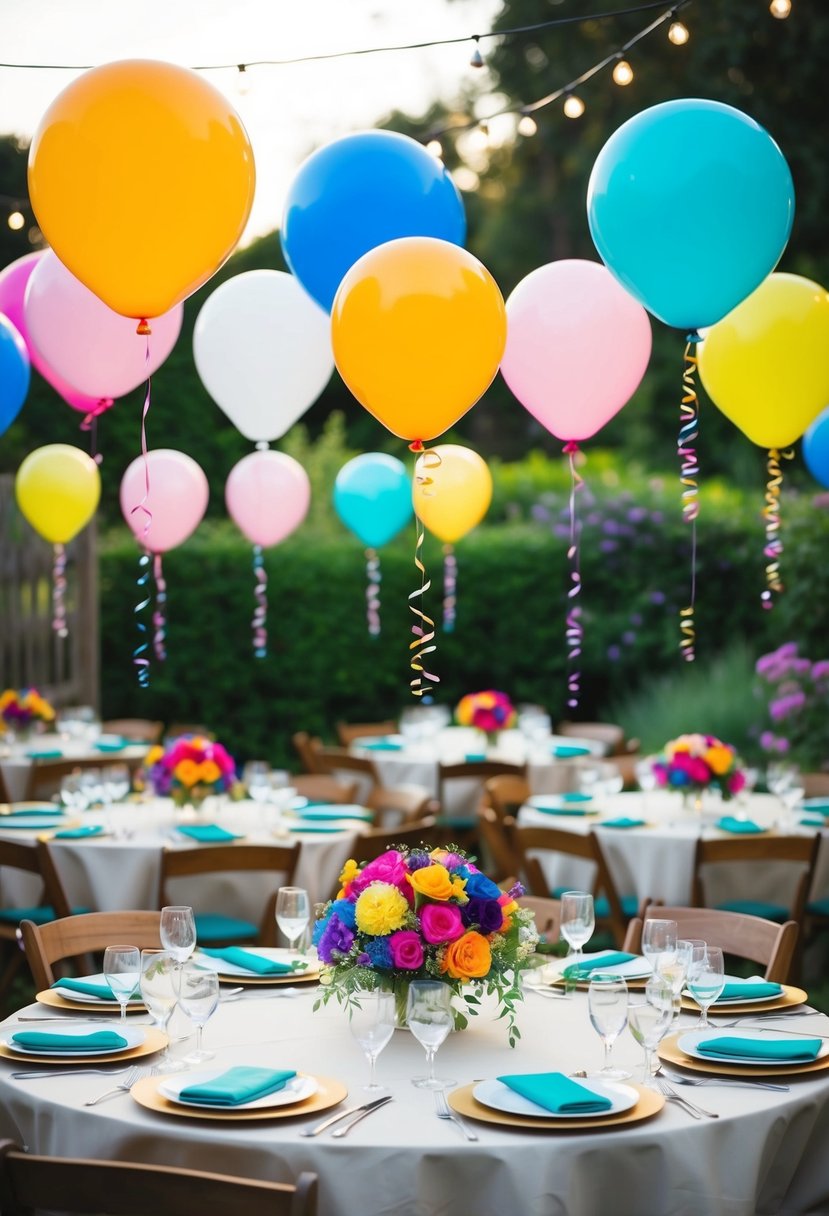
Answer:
xmin=359 ymin=739 xmax=403 ymax=751
xmin=25 ymin=749 xmax=63 ymax=759
xmin=288 ymin=825 xmax=343 ymax=834
xmin=559 ymin=792 xmax=593 ymax=803
xmin=93 ymin=738 xmax=128 ymax=752
xmin=716 ymin=816 xmax=766 ymax=834
xmin=11 ymin=1030 xmax=128 ymax=1051
xmin=53 ymin=825 xmax=105 ymax=839
xmin=50 ymin=977 xmax=115 ymax=1000
xmin=532 ymin=805 xmax=594 ymax=818
xmin=800 ymin=815 xmax=826 ymax=828
xmin=2 ymin=807 xmax=63 ymax=818
xmin=496 ymin=1071 xmax=612 ymax=1115
xmin=201 ymin=947 xmax=307 ymax=975
xmin=298 ymin=807 xmax=372 ymax=822
xmin=552 ymin=744 xmax=592 ymax=759
xmin=716 ymin=981 xmax=783 ymax=1002
xmin=802 ymin=798 xmax=829 ymax=813
xmin=176 ymin=824 xmax=241 ymax=843
xmin=178 ymin=1066 xmax=297 ymax=1107
xmin=695 ymin=1035 xmax=822 ymax=1062
xmin=464 ymin=753 xmax=488 ymax=762
xmin=563 ymin=952 xmax=638 ymax=979
xmin=600 ymin=817 xmax=645 ymax=830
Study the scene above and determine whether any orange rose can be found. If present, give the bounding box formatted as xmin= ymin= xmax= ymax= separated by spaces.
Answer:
xmin=174 ymin=758 xmax=199 ymax=787
xmin=197 ymin=760 xmax=221 ymax=784
xmin=408 ymin=863 xmax=457 ymax=902
xmin=440 ymin=931 xmax=491 ymax=981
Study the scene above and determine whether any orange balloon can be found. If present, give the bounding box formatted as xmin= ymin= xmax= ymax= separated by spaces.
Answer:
xmin=412 ymin=444 xmax=492 ymax=543
xmin=331 ymin=236 xmax=506 ymax=442
xmin=28 ymin=60 xmax=255 ymax=320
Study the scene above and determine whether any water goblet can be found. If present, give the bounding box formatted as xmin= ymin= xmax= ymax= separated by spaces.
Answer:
xmin=276 ymin=887 xmax=310 ymax=954
xmin=627 ymin=976 xmax=674 ymax=1087
xmin=559 ymin=891 xmax=595 ymax=971
xmin=59 ymin=772 xmax=86 ymax=812
xmin=243 ymin=760 xmax=272 ymax=804
xmin=103 ymin=944 xmax=140 ymax=1022
xmin=159 ymin=905 xmax=197 ymax=972
xmin=587 ymin=973 xmax=630 ymax=1079
xmin=641 ymin=919 xmax=678 ymax=976
xmin=406 ymin=980 xmax=455 ymax=1090
xmin=177 ymin=962 xmax=220 ymax=1064
xmin=349 ymin=990 xmax=395 ymax=1093
xmin=139 ymin=949 xmax=186 ymax=1072
xmin=686 ymin=944 xmax=725 ymax=1028
xmin=103 ymin=763 xmax=131 ymax=804
xmin=656 ymin=938 xmax=695 ymax=1022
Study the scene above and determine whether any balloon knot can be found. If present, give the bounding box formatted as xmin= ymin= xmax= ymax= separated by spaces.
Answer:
xmin=685 ymin=330 xmax=701 ymax=344
xmin=562 ymin=441 xmax=580 ymax=455
xmin=136 ymin=319 xmax=152 ymax=336
xmin=409 ymin=439 xmax=425 ymax=453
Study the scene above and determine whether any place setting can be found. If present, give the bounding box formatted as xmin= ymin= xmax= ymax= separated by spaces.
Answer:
xmin=526 ymin=892 xmax=652 ymax=992
xmin=131 ymin=1064 xmax=348 ymax=1123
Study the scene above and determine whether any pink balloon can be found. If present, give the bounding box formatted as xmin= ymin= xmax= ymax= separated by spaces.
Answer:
xmin=501 ymin=260 xmax=652 ymax=442
xmin=0 ymin=251 xmax=103 ymax=412
xmin=225 ymin=450 xmax=311 ymax=547
xmin=120 ymin=449 xmax=209 ymax=554
xmin=25 ymin=251 xmax=183 ymax=399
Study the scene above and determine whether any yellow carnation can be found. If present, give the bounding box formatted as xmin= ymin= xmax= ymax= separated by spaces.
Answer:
xmin=145 ymin=745 xmax=164 ymax=766
xmin=408 ymin=863 xmax=456 ymax=902
xmin=355 ymin=882 xmax=409 ymax=935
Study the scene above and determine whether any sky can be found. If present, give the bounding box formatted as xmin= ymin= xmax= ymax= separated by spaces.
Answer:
xmin=1 ymin=0 xmax=502 ymax=242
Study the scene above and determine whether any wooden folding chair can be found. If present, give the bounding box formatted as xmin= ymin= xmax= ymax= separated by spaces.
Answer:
xmin=292 ymin=774 xmax=359 ymax=804
xmin=101 ymin=718 xmax=164 ymax=743
xmin=314 ymin=747 xmax=380 ymax=801
xmin=0 ymin=839 xmax=77 ymax=1003
xmin=364 ymin=785 xmax=437 ymax=828
xmin=556 ymin=721 xmax=634 ymax=756
xmin=0 ymin=1139 xmax=318 ymax=1216
xmin=519 ymin=895 xmax=562 ymax=945
xmin=436 ymin=760 xmax=527 ymax=854
xmin=291 ymin=732 xmax=326 ymax=775
xmin=336 ymin=719 xmax=398 ymax=747
xmin=326 ymin=817 xmax=437 ymax=899
xmin=19 ymin=910 xmax=163 ymax=992
xmin=692 ymin=833 xmax=820 ymax=926
xmin=483 ymin=773 xmax=531 ymax=822
xmin=23 ymin=755 xmax=145 ymax=801
xmin=477 ymin=806 xmax=521 ymax=887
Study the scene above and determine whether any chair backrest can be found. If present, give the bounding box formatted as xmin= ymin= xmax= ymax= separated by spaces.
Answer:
xmin=623 ymin=904 xmax=799 ymax=984
xmin=483 ymin=774 xmax=532 ymax=822
xmin=327 ymin=818 xmax=437 ymax=897
xmin=0 ymin=1139 xmax=318 ymax=1216
xmin=101 ymin=719 xmax=164 ymax=744
xmin=364 ymin=785 xmax=437 ymax=828
xmin=802 ymin=772 xmax=829 ymax=798
xmin=291 ymin=732 xmax=326 ymax=775
xmin=19 ymin=910 xmax=163 ymax=991
xmin=165 ymin=724 xmax=214 ymax=740
xmin=477 ymin=805 xmax=521 ymax=885
xmin=336 ymin=719 xmax=398 ymax=747
xmin=508 ymin=821 xmax=629 ymax=946
xmin=692 ymin=833 xmax=820 ymax=926
xmin=314 ymin=747 xmax=380 ymax=794
xmin=437 ymin=760 xmax=526 ymax=812
xmin=557 ymin=721 xmax=626 ymax=755
xmin=291 ymin=774 xmax=359 ymax=804
xmin=0 ymin=839 xmax=73 ymax=925
xmin=519 ymin=895 xmax=561 ymax=943
xmin=0 ymin=767 xmax=10 ymax=802
xmin=23 ymin=755 xmax=146 ymax=801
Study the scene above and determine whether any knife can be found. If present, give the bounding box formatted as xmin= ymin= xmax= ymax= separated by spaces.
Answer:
xmin=300 ymin=1094 xmax=390 ymax=1137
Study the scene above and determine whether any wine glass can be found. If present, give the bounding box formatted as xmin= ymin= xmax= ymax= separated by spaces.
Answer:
xmin=406 ymin=980 xmax=455 ymax=1090
xmin=103 ymin=763 xmax=131 ymax=804
xmin=276 ymin=887 xmax=310 ymax=954
xmin=641 ymin=919 xmax=678 ymax=975
xmin=159 ymin=906 xmax=197 ymax=973
xmin=177 ymin=962 xmax=220 ymax=1063
xmin=587 ymin=973 xmax=630 ymax=1079
xmin=349 ymin=990 xmax=395 ymax=1093
xmin=656 ymin=938 xmax=696 ymax=1023
xmin=139 ymin=949 xmax=186 ymax=1072
xmin=103 ymin=944 xmax=140 ymax=1022
xmin=686 ymin=944 xmax=725 ymax=1028
xmin=627 ymin=976 xmax=674 ymax=1087
xmin=559 ymin=891 xmax=595 ymax=970
xmin=243 ymin=760 xmax=272 ymax=804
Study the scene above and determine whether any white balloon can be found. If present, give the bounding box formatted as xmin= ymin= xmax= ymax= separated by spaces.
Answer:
xmin=193 ymin=269 xmax=334 ymax=442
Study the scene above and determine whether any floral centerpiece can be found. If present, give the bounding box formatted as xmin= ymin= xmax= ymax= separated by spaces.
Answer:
xmin=0 ymin=688 xmax=55 ymax=736
xmin=755 ymin=642 xmax=829 ymax=772
xmin=652 ymin=733 xmax=746 ymax=802
xmin=140 ymin=735 xmax=238 ymax=807
xmin=312 ymin=844 xmax=537 ymax=1046
xmin=455 ymin=690 xmax=517 ymax=745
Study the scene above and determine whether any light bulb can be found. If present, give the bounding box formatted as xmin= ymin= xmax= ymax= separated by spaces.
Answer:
xmin=517 ymin=114 xmax=538 ymax=137
xmin=769 ymin=0 xmax=791 ymax=15
xmin=469 ymin=40 xmax=484 ymax=68
xmin=426 ymin=139 xmax=444 ymax=159
xmin=236 ymin=65 xmax=250 ymax=96
xmin=668 ymin=20 xmax=690 ymax=45
xmin=612 ymin=59 xmax=634 ymax=86
xmin=7 ymin=211 xmax=24 ymax=231
xmin=563 ymin=95 xmax=585 ymax=119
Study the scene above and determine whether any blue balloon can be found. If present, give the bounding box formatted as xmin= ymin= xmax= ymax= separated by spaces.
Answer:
xmin=0 ymin=314 xmax=30 ymax=436
xmin=802 ymin=406 xmax=829 ymax=489
xmin=587 ymin=99 xmax=794 ymax=331
xmin=334 ymin=453 xmax=413 ymax=549
xmin=281 ymin=130 xmax=466 ymax=312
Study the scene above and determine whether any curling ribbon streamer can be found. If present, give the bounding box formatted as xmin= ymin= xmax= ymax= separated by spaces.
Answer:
xmin=760 ymin=447 xmax=794 ymax=610
xmin=51 ymin=543 xmax=68 ymax=640
xmin=130 ymin=336 xmax=153 ymax=685
xmin=677 ymin=334 xmax=701 ymax=662
xmin=366 ymin=547 xmax=381 ymax=637
xmin=409 ymin=445 xmax=441 ymax=698
xmin=563 ymin=441 xmax=583 ymax=710
xmin=80 ymin=397 xmax=115 ymax=433
xmin=252 ymin=543 xmax=268 ymax=658
xmin=442 ymin=543 xmax=457 ymax=633
xmin=152 ymin=553 xmax=167 ymax=662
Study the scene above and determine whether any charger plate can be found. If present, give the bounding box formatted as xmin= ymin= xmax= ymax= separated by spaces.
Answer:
xmin=36 ymin=989 xmax=147 ymax=1013
xmin=193 ymin=949 xmax=321 ymax=987
xmin=659 ymin=1031 xmax=829 ymax=1078
xmin=131 ymin=1072 xmax=347 ymax=1121
xmin=448 ymin=1082 xmax=663 ymax=1130
xmin=680 ymin=984 xmax=807 ymax=1016
xmin=0 ymin=1026 xmax=166 ymax=1065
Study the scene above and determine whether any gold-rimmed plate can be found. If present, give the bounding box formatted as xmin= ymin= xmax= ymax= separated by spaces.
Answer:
xmin=131 ymin=1072 xmax=347 ymax=1121
xmin=448 ymin=1082 xmax=664 ymax=1130
xmin=0 ymin=1026 xmax=167 ymax=1065
xmin=659 ymin=1030 xmax=829 ymax=1078
xmin=194 ymin=949 xmax=321 ymax=987
xmin=36 ymin=989 xmax=147 ymax=1014
xmin=680 ymin=984 xmax=807 ymax=1016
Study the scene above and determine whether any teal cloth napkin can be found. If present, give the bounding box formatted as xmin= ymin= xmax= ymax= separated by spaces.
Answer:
xmin=802 ymin=799 xmax=829 ymax=813
xmin=532 ymin=805 xmax=594 ymax=817
xmin=24 ymin=749 xmax=63 ymax=759
xmin=464 ymin=753 xmax=487 ymax=762
xmin=552 ymin=744 xmax=592 ymax=758
xmin=497 ymin=1071 xmax=612 ymax=1114
xmin=2 ymin=807 xmax=63 ymax=818
xmin=716 ymin=981 xmax=783 ymax=1002
xmin=299 ymin=807 xmax=371 ymax=822
xmin=288 ymin=825 xmax=343 ymax=834
xmin=53 ymin=825 xmax=105 ymax=839
xmin=359 ymin=739 xmax=403 ymax=751
xmin=800 ymin=815 xmax=827 ymax=828
xmin=600 ymin=817 xmax=645 ymax=829
xmin=696 ymin=1036 xmax=822 ymax=1062
xmin=176 ymin=824 xmax=241 ymax=843
xmin=563 ymin=952 xmax=638 ymax=979
xmin=559 ymin=792 xmax=593 ymax=803
xmin=179 ymin=1066 xmax=297 ymax=1107
xmin=202 ymin=947 xmax=307 ymax=975
xmin=716 ymin=816 xmax=766 ymax=834
xmin=50 ymin=977 xmax=115 ymax=999
xmin=93 ymin=738 xmax=128 ymax=752
xmin=11 ymin=1030 xmax=128 ymax=1051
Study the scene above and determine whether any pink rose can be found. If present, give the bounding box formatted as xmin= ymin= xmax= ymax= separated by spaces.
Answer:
xmin=420 ymin=903 xmax=464 ymax=944
xmin=728 ymin=771 xmax=746 ymax=794
xmin=351 ymin=851 xmax=411 ymax=899
xmin=388 ymin=930 xmax=424 ymax=970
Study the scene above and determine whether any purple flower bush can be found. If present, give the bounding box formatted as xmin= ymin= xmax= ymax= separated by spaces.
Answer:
xmin=755 ymin=642 xmax=829 ymax=771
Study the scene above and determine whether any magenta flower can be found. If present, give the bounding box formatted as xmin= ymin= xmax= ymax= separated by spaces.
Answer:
xmin=350 ymin=850 xmax=411 ymax=899
xmin=388 ymin=930 xmax=424 ymax=970
xmin=420 ymin=903 xmax=464 ymax=944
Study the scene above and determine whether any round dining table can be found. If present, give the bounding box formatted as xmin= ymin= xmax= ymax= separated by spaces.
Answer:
xmin=0 ymin=734 xmax=148 ymax=802
xmin=0 ymin=971 xmax=827 ymax=1215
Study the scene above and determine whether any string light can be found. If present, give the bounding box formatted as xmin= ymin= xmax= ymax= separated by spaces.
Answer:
xmin=426 ymin=138 xmax=444 ymax=159
xmin=668 ymin=20 xmax=690 ymax=44
xmin=769 ymin=0 xmax=791 ymax=15
xmin=235 ymin=64 xmax=250 ymax=96
xmin=517 ymin=113 xmax=538 ymax=137
xmin=7 ymin=211 xmax=24 ymax=231
xmin=469 ymin=37 xmax=485 ymax=69
xmin=612 ymin=57 xmax=634 ymax=85
xmin=563 ymin=94 xmax=586 ymax=118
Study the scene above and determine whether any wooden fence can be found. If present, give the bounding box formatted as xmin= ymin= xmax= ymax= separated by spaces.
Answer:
xmin=0 ymin=474 xmax=98 ymax=708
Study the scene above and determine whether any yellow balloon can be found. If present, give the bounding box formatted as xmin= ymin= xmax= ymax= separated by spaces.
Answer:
xmin=331 ymin=237 xmax=506 ymax=442
xmin=28 ymin=60 xmax=255 ymax=321
xmin=699 ymin=273 xmax=829 ymax=448
xmin=413 ymin=444 xmax=492 ymax=543
xmin=15 ymin=444 xmax=101 ymax=544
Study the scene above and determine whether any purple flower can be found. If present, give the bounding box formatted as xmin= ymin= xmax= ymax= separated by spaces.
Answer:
xmin=812 ymin=661 xmax=829 ymax=681
xmin=407 ymin=851 xmax=433 ymax=872
xmin=627 ymin=506 xmax=648 ymax=523
xmin=607 ymin=645 xmax=621 ymax=661
xmin=461 ymin=898 xmax=504 ymax=934
xmin=317 ymin=914 xmax=355 ymax=964
xmin=599 ymin=539 xmax=618 ymax=553
xmin=649 ymin=590 xmax=666 ymax=605
xmin=622 ymin=631 xmax=637 ymax=646
xmin=769 ymin=691 xmax=806 ymax=721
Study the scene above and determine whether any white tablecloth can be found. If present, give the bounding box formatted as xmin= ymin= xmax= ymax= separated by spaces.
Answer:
xmin=0 ymin=735 xmax=148 ymax=801
xmin=0 ymin=978 xmax=827 ymax=1215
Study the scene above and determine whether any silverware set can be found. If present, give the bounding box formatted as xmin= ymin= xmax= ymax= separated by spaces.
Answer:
xmin=433 ymin=1087 xmax=478 ymax=1140
xmin=300 ymin=1094 xmax=392 ymax=1137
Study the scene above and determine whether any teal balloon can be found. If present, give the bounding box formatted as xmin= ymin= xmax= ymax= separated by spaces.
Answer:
xmin=803 ymin=407 xmax=829 ymax=490
xmin=587 ymin=99 xmax=794 ymax=331
xmin=334 ymin=453 xmax=413 ymax=548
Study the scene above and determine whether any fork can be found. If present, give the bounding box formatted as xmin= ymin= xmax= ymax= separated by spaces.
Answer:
xmin=434 ymin=1088 xmax=478 ymax=1141
xmin=83 ymin=1065 xmax=154 ymax=1106
xmin=653 ymin=1075 xmax=718 ymax=1119
xmin=663 ymin=1071 xmax=789 ymax=1093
